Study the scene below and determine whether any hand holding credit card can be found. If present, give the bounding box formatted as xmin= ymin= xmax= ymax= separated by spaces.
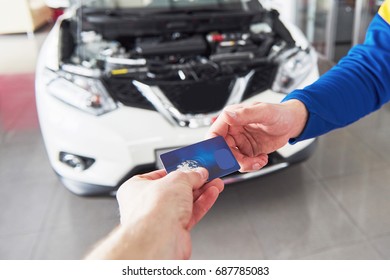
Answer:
xmin=160 ymin=136 xmax=240 ymax=181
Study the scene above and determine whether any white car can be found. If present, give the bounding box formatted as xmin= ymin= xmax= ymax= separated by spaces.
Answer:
xmin=36 ymin=0 xmax=319 ymax=196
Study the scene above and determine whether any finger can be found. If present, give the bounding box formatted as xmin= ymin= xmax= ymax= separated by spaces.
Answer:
xmin=206 ymin=116 xmax=229 ymax=139
xmin=239 ymin=154 xmax=268 ymax=172
xmin=131 ymin=169 xmax=167 ymax=181
xmin=193 ymin=178 xmax=224 ymax=201
xmin=205 ymin=178 xmax=224 ymax=193
xmin=187 ymin=186 xmax=220 ymax=230
xmin=163 ymin=167 xmax=209 ymax=191
xmin=221 ymin=103 xmax=277 ymax=127
xmin=206 ymin=104 xmax=245 ymax=139
xmin=231 ymin=151 xmax=268 ymax=172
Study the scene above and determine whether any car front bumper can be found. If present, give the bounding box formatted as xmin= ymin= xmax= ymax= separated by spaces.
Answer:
xmin=36 ymin=72 xmax=318 ymax=195
xmin=56 ymin=138 xmax=317 ymax=196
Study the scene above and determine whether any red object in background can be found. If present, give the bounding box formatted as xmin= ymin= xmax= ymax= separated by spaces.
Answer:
xmin=52 ymin=9 xmax=64 ymax=21
xmin=211 ymin=34 xmax=225 ymax=42
xmin=0 ymin=73 xmax=39 ymax=131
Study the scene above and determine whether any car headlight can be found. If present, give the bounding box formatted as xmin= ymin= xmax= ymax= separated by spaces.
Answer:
xmin=46 ymin=71 xmax=117 ymax=116
xmin=272 ymin=48 xmax=317 ymax=94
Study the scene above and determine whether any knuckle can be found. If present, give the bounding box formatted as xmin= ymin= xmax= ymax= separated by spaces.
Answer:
xmin=167 ymin=170 xmax=189 ymax=182
xmin=240 ymin=106 xmax=251 ymax=116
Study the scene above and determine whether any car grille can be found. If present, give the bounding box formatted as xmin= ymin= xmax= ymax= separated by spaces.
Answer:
xmin=159 ymin=77 xmax=234 ymax=114
xmin=103 ymin=77 xmax=155 ymax=110
xmin=242 ymin=63 xmax=278 ymax=100
xmin=104 ymin=62 xmax=278 ymax=114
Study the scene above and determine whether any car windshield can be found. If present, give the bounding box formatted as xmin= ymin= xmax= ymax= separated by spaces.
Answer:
xmin=81 ymin=0 xmax=254 ymax=10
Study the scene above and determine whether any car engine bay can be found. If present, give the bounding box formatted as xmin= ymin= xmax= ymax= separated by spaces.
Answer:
xmin=48 ymin=3 xmax=315 ymax=121
xmin=59 ymin=7 xmax=297 ymax=83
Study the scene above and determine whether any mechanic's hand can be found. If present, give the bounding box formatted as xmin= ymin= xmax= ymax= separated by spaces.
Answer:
xmin=207 ymin=100 xmax=308 ymax=172
xmin=116 ymin=168 xmax=224 ymax=260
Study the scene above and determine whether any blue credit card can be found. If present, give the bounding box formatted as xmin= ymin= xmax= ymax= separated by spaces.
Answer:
xmin=160 ymin=136 xmax=240 ymax=181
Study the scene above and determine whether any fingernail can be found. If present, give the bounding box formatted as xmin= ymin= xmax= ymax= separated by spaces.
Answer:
xmin=225 ymin=110 xmax=237 ymax=119
xmin=252 ymin=163 xmax=261 ymax=170
xmin=195 ymin=168 xmax=208 ymax=180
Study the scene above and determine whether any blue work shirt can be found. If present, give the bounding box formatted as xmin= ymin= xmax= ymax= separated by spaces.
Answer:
xmin=283 ymin=0 xmax=390 ymax=143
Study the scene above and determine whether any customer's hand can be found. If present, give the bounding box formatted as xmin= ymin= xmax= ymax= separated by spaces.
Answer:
xmin=117 ymin=168 xmax=223 ymax=259
xmin=207 ymin=100 xmax=308 ymax=172
xmin=86 ymin=168 xmax=224 ymax=260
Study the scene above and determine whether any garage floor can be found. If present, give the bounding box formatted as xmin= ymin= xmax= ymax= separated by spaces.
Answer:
xmin=2 ymin=28 xmax=390 ymax=260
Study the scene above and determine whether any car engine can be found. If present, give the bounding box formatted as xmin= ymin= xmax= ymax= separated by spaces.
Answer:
xmin=54 ymin=6 xmax=311 ymax=123
xmin=59 ymin=7 xmax=297 ymax=80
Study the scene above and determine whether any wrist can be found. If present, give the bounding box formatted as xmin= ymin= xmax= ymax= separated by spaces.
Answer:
xmin=120 ymin=214 xmax=178 ymax=259
xmin=85 ymin=220 xmax=158 ymax=260
xmin=118 ymin=217 xmax=162 ymax=259
xmin=84 ymin=225 xmax=140 ymax=259
xmin=283 ymin=99 xmax=308 ymax=139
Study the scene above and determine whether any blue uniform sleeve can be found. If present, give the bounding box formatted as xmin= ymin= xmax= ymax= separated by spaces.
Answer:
xmin=283 ymin=14 xmax=390 ymax=144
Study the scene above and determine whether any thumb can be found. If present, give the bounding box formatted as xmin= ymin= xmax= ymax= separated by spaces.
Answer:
xmin=163 ymin=168 xmax=209 ymax=191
